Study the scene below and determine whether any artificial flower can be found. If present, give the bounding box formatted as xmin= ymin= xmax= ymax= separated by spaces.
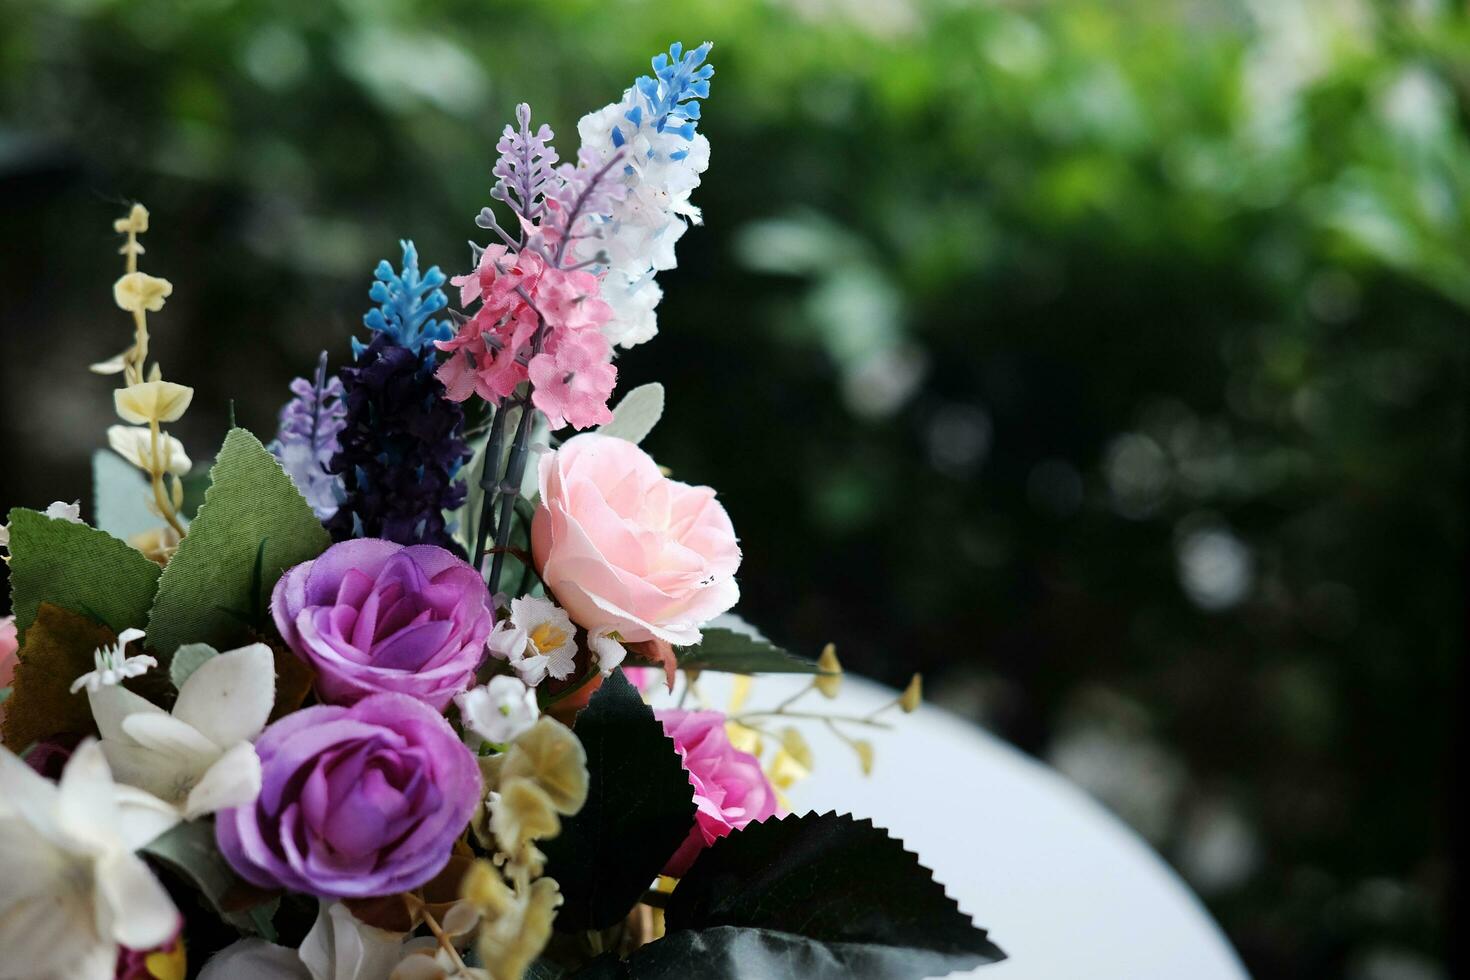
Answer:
xmin=115 ymin=929 xmax=186 ymax=980
xmin=587 ymin=626 xmax=627 ymax=676
xmin=70 ymin=627 xmax=157 ymax=694
xmin=44 ymin=499 xmax=84 ymax=523
xmin=113 ymin=271 xmax=173 ymax=314
xmin=0 ymin=615 xmax=17 ymax=726
xmin=327 ymin=334 xmax=469 ymax=552
xmin=655 ymin=708 xmax=781 ymax=877
xmin=271 ymin=539 xmax=494 ymax=710
xmin=269 ymin=352 xmax=346 ymax=521
xmin=456 ymin=675 xmax=539 ymax=745
xmin=532 ymin=434 xmax=741 ymax=646
xmin=486 ymin=595 xmax=578 ymax=685
xmin=0 ymin=740 xmax=180 ymax=980
xmin=526 ymin=328 xmax=617 ymax=431
xmin=108 ymin=424 xmax=192 ymax=477
xmin=114 ymin=380 xmax=193 ymax=425
xmin=87 ymin=642 xmax=273 ymax=821
xmin=215 ymin=693 xmax=481 ymax=899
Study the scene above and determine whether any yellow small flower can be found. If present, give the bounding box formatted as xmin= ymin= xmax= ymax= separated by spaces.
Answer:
xmin=500 ymin=717 xmax=588 ymax=816
xmin=114 ymin=271 xmax=173 ymax=314
xmin=491 ymin=777 xmax=561 ymax=856
xmin=725 ymin=720 xmax=762 ymax=756
xmin=113 ymin=203 xmax=150 ymax=235
xmin=115 ymin=380 xmax=193 ymax=424
xmin=462 ymin=859 xmax=517 ymax=918
xmin=900 ymin=673 xmax=923 ymax=713
xmin=815 ymin=643 xmax=843 ymax=699
xmin=853 ymin=739 xmax=875 ymax=776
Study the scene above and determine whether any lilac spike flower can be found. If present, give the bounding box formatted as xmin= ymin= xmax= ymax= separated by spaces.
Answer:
xmin=545 ymin=145 xmax=628 ymax=248
xmin=269 ymin=351 xmax=347 ymax=520
xmin=485 ymin=103 xmax=559 ymax=231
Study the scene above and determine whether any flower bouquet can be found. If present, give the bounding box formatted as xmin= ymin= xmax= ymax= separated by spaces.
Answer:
xmin=0 ymin=43 xmax=1004 ymax=980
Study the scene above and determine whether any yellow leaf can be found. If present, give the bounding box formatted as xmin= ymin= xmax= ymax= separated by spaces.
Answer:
xmin=727 ymin=674 xmax=753 ymax=713
xmin=778 ymin=726 xmax=813 ymax=770
xmin=854 ymin=739 xmax=875 ymax=776
xmin=726 ymin=720 xmax=763 ymax=756
xmin=900 ymin=673 xmax=923 ymax=713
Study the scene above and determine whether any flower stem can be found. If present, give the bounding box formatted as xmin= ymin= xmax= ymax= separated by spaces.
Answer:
xmin=472 ymin=402 xmax=509 ymax=573
xmin=540 ymin=665 xmax=600 ymax=709
xmin=486 ymin=392 xmax=537 ymax=597
xmin=148 ymin=419 xmax=186 ymax=536
xmin=734 ymin=710 xmax=893 ymax=730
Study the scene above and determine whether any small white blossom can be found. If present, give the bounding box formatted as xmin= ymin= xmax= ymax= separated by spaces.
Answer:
xmin=88 ymin=643 xmax=273 ymax=820
xmin=588 ymin=626 xmax=627 ymax=677
xmin=1 ymin=501 xmax=83 ymax=549
xmin=456 ymin=675 xmax=540 ymax=745
xmin=487 ymin=596 xmax=578 ymax=685
xmin=70 ymin=627 xmax=156 ymax=694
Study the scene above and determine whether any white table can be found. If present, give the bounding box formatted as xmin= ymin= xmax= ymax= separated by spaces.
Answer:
xmin=655 ymin=673 xmax=1249 ymax=980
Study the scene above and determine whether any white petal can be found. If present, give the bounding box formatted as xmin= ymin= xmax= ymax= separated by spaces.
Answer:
xmin=173 ymin=643 xmax=275 ymax=748
xmin=96 ymin=851 xmax=178 ymax=950
xmin=114 ymin=785 xmax=180 ymax=850
xmin=0 ymin=815 xmax=64 ymax=906
xmin=301 ymin=901 xmax=407 ymax=980
xmin=122 ymin=713 xmax=222 ymax=765
xmin=89 ymin=683 xmax=166 ymax=744
xmin=0 ymin=744 xmax=59 ymax=827
xmin=56 ymin=740 xmax=121 ymax=853
xmin=184 ymin=743 xmax=262 ymax=818
xmin=199 ymin=939 xmax=311 ymax=980
xmin=100 ymin=741 xmax=189 ymax=803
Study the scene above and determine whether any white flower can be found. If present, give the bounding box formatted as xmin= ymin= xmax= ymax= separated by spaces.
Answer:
xmin=588 ymin=626 xmax=627 ymax=677
xmin=87 ymin=642 xmax=273 ymax=820
xmin=199 ymin=900 xmax=467 ymax=980
xmin=487 ymin=596 xmax=579 ymax=685
xmin=108 ymin=424 xmax=192 ymax=477
xmin=44 ymin=500 xmax=84 ymax=523
xmin=456 ymin=676 xmax=539 ymax=745
xmin=0 ymin=739 xmax=180 ymax=980
xmin=70 ymin=627 xmax=157 ymax=694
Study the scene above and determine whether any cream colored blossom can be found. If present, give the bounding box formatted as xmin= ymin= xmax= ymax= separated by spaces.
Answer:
xmin=113 ymin=271 xmax=173 ymax=314
xmin=115 ymin=380 xmax=193 ymax=424
xmin=108 ymin=424 xmax=191 ymax=476
xmin=499 ymin=717 xmax=588 ymax=816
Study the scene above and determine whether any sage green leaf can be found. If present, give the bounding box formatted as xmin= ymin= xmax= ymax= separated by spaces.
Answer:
xmin=597 ymin=383 xmax=665 ymax=445
xmin=169 ymin=643 xmax=219 ymax=691
xmin=145 ymin=428 xmax=331 ymax=657
xmin=93 ymin=449 xmax=157 ymax=542
xmin=677 ymin=621 xmax=822 ymax=675
xmin=5 ymin=507 xmax=161 ymax=643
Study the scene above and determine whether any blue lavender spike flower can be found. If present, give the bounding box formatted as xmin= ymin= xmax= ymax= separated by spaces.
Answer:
xmin=328 ymin=248 xmax=470 ymax=554
xmin=269 ymin=351 xmax=347 ymax=521
xmin=637 ymin=41 xmax=714 ymax=143
xmin=356 ymin=240 xmax=453 ymax=357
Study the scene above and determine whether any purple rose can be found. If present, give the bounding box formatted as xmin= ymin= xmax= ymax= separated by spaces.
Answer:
xmin=216 ymin=693 xmax=480 ymax=898
xmin=272 ymin=538 xmax=493 ymax=709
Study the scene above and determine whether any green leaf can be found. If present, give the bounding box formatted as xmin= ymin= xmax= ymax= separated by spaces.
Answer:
xmin=169 ymin=643 xmax=219 ymax=690
xmin=630 ymin=812 xmax=1004 ymax=979
xmin=145 ymin=428 xmax=331 ymax=657
xmin=677 ymin=622 xmax=822 ymax=675
xmin=93 ymin=449 xmax=158 ymax=542
xmin=142 ymin=819 xmax=278 ymax=935
xmin=542 ymin=670 xmax=695 ymax=931
xmin=5 ymin=507 xmax=161 ymax=643
xmin=597 ymin=383 xmax=665 ymax=445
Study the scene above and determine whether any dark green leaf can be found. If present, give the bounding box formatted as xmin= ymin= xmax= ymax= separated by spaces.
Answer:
xmin=143 ymin=819 xmax=277 ymax=935
xmin=645 ymin=812 xmax=1004 ymax=979
xmin=542 ymin=670 xmax=695 ymax=931
xmin=145 ymin=428 xmax=331 ymax=656
xmin=678 ymin=625 xmax=822 ymax=675
xmin=5 ymin=507 xmax=161 ymax=643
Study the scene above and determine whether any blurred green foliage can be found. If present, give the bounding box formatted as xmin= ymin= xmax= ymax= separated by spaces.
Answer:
xmin=0 ymin=0 xmax=1464 ymax=976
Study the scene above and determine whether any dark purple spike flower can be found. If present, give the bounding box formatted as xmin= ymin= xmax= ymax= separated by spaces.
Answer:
xmin=326 ymin=334 xmax=469 ymax=554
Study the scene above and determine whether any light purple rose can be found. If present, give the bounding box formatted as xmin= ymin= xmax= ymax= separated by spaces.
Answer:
xmin=272 ymin=539 xmax=494 ymax=710
xmin=656 ymin=708 xmax=781 ymax=877
xmin=216 ymin=693 xmax=480 ymax=898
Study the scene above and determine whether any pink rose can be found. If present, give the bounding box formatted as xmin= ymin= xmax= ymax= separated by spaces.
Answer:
xmin=656 ymin=709 xmax=781 ymax=877
xmin=0 ymin=616 xmax=17 ymax=726
xmin=532 ymin=434 xmax=740 ymax=646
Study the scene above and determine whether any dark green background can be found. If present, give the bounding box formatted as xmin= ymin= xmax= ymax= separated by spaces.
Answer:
xmin=0 ymin=1 xmax=1462 ymax=976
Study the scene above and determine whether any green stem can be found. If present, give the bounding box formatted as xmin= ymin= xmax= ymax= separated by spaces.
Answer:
xmin=472 ymin=403 xmax=509 ymax=573
xmin=486 ymin=393 xmax=537 ymax=597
